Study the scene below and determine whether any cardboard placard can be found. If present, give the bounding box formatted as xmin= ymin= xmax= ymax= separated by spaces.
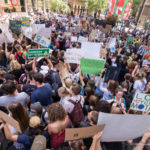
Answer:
xmin=78 ymin=36 xmax=88 ymax=43
xmin=65 ymin=125 xmax=105 ymax=141
xmin=0 ymin=111 xmax=22 ymax=133
xmin=37 ymin=27 xmax=51 ymax=39
xmin=71 ymin=36 xmax=78 ymax=42
xmin=130 ymin=93 xmax=150 ymax=112
xmin=101 ymin=25 xmax=112 ymax=34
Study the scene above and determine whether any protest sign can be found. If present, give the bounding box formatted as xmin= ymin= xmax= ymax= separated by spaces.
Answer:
xmin=9 ymin=20 xmax=22 ymax=35
xmin=65 ymin=125 xmax=105 ymax=141
xmin=130 ymin=93 xmax=150 ymax=112
xmin=34 ymin=34 xmax=50 ymax=47
xmin=56 ymin=62 xmax=69 ymax=80
xmin=71 ymin=36 xmax=78 ymax=42
xmin=101 ymin=25 xmax=112 ymax=34
xmin=81 ymin=42 xmax=102 ymax=59
xmin=28 ymin=48 xmax=49 ymax=59
xmin=32 ymin=24 xmax=45 ymax=34
xmin=22 ymin=20 xmax=30 ymax=27
xmin=22 ymin=26 xmax=32 ymax=39
xmin=108 ymin=38 xmax=116 ymax=49
xmin=104 ymin=66 xmax=121 ymax=82
xmin=65 ymin=32 xmax=72 ymax=37
xmin=89 ymin=29 xmax=97 ymax=40
xmin=38 ymin=27 xmax=51 ymax=39
xmin=65 ymin=48 xmax=82 ymax=64
xmin=0 ymin=111 xmax=22 ymax=133
xmin=81 ymin=58 xmax=105 ymax=75
xmin=97 ymin=112 xmax=150 ymax=142
xmin=22 ymin=17 xmax=30 ymax=21
xmin=78 ymin=36 xmax=88 ymax=43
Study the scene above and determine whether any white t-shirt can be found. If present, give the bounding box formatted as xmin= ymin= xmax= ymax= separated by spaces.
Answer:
xmin=133 ymin=79 xmax=147 ymax=93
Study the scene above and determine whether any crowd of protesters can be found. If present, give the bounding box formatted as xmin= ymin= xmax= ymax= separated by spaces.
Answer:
xmin=0 ymin=10 xmax=150 ymax=150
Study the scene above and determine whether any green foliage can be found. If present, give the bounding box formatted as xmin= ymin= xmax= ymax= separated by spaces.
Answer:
xmin=81 ymin=0 xmax=108 ymax=13
xmin=131 ymin=0 xmax=142 ymax=16
xmin=50 ymin=0 xmax=70 ymax=13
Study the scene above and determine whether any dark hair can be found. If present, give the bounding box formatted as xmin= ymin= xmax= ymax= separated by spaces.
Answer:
xmin=25 ymin=64 xmax=32 ymax=72
xmin=3 ymin=74 xmax=15 ymax=81
xmin=8 ymin=102 xmax=29 ymax=132
xmin=90 ymin=111 xmax=98 ymax=125
xmin=107 ymin=80 xmax=119 ymax=95
xmin=1 ymin=81 xmax=17 ymax=95
xmin=70 ymin=64 xmax=77 ymax=72
xmin=33 ymin=73 xmax=44 ymax=84
xmin=94 ymin=100 xmax=111 ymax=113
xmin=87 ymin=80 xmax=95 ymax=89
xmin=29 ymin=71 xmax=35 ymax=80
xmin=48 ymin=103 xmax=66 ymax=123
xmin=28 ymin=126 xmax=44 ymax=136
xmin=0 ymin=29 xmax=2 ymax=34
xmin=71 ymin=83 xmax=81 ymax=95
xmin=89 ymin=95 xmax=98 ymax=108
xmin=85 ymin=87 xmax=94 ymax=97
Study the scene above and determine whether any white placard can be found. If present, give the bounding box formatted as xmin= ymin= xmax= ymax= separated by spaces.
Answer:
xmin=81 ymin=42 xmax=102 ymax=59
xmin=97 ymin=112 xmax=150 ymax=142
xmin=32 ymin=24 xmax=45 ymax=34
xmin=71 ymin=36 xmax=78 ymax=42
xmin=22 ymin=26 xmax=32 ymax=39
xmin=34 ymin=34 xmax=50 ymax=47
xmin=108 ymin=38 xmax=116 ymax=49
xmin=78 ymin=36 xmax=88 ymax=43
xmin=38 ymin=27 xmax=51 ymax=39
xmin=65 ymin=48 xmax=82 ymax=64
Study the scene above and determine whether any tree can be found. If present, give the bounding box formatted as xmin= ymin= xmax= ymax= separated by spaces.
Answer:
xmin=82 ymin=0 xmax=108 ymax=13
xmin=131 ymin=0 xmax=142 ymax=16
xmin=50 ymin=0 xmax=70 ymax=13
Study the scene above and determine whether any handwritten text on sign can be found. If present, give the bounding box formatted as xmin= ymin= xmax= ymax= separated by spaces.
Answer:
xmin=130 ymin=93 xmax=150 ymax=112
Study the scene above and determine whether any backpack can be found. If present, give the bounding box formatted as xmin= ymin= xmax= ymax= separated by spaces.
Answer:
xmin=68 ymin=96 xmax=84 ymax=127
xmin=16 ymin=52 xmax=25 ymax=64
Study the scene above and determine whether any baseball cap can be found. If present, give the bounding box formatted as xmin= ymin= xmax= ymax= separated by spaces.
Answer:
xmin=29 ymin=102 xmax=43 ymax=117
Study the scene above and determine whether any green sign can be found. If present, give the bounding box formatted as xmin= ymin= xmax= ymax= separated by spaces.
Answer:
xmin=28 ymin=49 xmax=49 ymax=59
xmin=80 ymin=58 xmax=105 ymax=75
xmin=22 ymin=17 xmax=30 ymax=21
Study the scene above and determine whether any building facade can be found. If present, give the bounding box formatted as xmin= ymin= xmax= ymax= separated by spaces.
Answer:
xmin=0 ymin=0 xmax=51 ymax=14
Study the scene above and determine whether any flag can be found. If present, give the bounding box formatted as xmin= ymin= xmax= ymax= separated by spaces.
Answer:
xmin=122 ymin=1 xmax=133 ymax=20
xmin=10 ymin=0 xmax=18 ymax=6
xmin=115 ymin=0 xmax=129 ymax=20
xmin=108 ymin=0 xmax=116 ymax=16
xmin=80 ymin=58 xmax=105 ymax=75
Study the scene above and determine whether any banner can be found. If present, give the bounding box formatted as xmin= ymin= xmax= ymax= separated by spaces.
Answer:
xmin=32 ymin=24 xmax=45 ymax=34
xmin=37 ymin=27 xmax=51 ymax=39
xmin=65 ymin=48 xmax=82 ymax=64
xmin=71 ymin=36 xmax=78 ymax=42
xmin=0 ymin=111 xmax=22 ymax=133
xmin=34 ymin=34 xmax=50 ymax=47
xmin=65 ymin=125 xmax=105 ymax=141
xmin=80 ymin=58 xmax=105 ymax=75
xmin=81 ymin=42 xmax=102 ymax=59
xmin=28 ymin=48 xmax=49 ymax=59
xmin=115 ymin=0 xmax=129 ymax=20
xmin=10 ymin=0 xmax=18 ymax=6
xmin=130 ymin=93 xmax=150 ymax=112
xmin=78 ymin=36 xmax=88 ymax=43
xmin=122 ymin=1 xmax=133 ymax=20
xmin=9 ymin=20 xmax=22 ymax=35
xmin=98 ymin=112 xmax=150 ymax=142
xmin=108 ymin=0 xmax=116 ymax=16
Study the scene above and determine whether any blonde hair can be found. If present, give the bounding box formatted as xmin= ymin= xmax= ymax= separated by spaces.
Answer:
xmin=58 ymin=87 xmax=69 ymax=95
xmin=135 ymin=71 xmax=146 ymax=82
xmin=65 ymin=78 xmax=72 ymax=89
xmin=10 ymin=60 xmax=21 ymax=71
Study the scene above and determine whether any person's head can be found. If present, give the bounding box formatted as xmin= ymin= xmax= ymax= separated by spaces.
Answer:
xmin=89 ymin=95 xmax=98 ymax=110
xmin=121 ymin=81 xmax=129 ymax=91
xmin=1 ymin=81 xmax=17 ymax=95
xmin=58 ymin=87 xmax=69 ymax=98
xmin=8 ymin=102 xmax=29 ymax=132
xmin=88 ymin=111 xmax=98 ymax=125
xmin=28 ymin=71 xmax=35 ymax=81
xmin=94 ymin=100 xmax=111 ymax=113
xmin=146 ymin=80 xmax=150 ymax=92
xmin=107 ymin=80 xmax=119 ymax=95
xmin=84 ymin=87 xmax=94 ymax=97
xmin=0 ymin=70 xmax=6 ymax=80
xmin=0 ymin=29 xmax=2 ymax=34
xmin=135 ymin=71 xmax=146 ymax=82
xmin=48 ymin=103 xmax=66 ymax=123
xmin=70 ymin=83 xmax=81 ymax=96
xmin=124 ymin=73 xmax=131 ymax=81
xmin=15 ymin=44 xmax=22 ymax=51
xmin=28 ymin=116 xmax=43 ymax=136
xmin=69 ymin=140 xmax=86 ymax=150
xmin=64 ymin=78 xmax=72 ymax=89
xmin=111 ymin=107 xmax=123 ymax=114
xmin=9 ymin=60 xmax=21 ymax=71
xmin=33 ymin=72 xmax=44 ymax=85
xmin=87 ymin=80 xmax=95 ymax=89
xmin=25 ymin=64 xmax=32 ymax=73
xmin=115 ymin=88 xmax=123 ymax=100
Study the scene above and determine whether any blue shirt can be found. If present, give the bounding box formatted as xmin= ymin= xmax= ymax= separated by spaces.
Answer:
xmin=31 ymin=83 xmax=52 ymax=106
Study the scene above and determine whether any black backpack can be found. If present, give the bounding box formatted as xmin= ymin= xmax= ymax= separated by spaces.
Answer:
xmin=16 ymin=52 xmax=25 ymax=64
